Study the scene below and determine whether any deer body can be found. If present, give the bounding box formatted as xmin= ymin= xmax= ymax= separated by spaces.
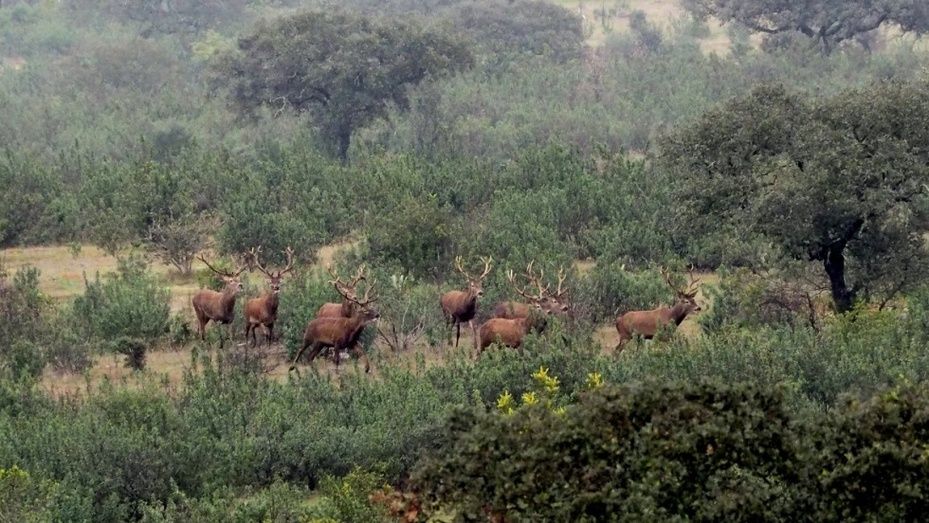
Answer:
xmin=291 ymin=311 xmax=379 ymax=373
xmin=245 ymin=292 xmax=279 ymax=347
xmin=244 ymin=247 xmax=295 ymax=348
xmin=192 ymin=254 xmax=246 ymax=348
xmin=192 ymin=286 xmax=240 ymax=334
xmin=615 ymin=268 xmax=702 ymax=351
xmin=479 ymin=314 xmax=547 ymax=352
xmin=441 ymin=256 xmax=492 ymax=349
xmin=493 ymin=264 xmax=571 ymax=320
xmin=290 ymin=265 xmax=378 ymax=373
xmin=316 ymin=300 xmax=355 ymax=318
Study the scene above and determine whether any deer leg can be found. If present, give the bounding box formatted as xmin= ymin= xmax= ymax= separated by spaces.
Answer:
xmin=351 ymin=343 xmax=371 ymax=374
xmin=290 ymin=340 xmax=311 ymax=371
xmin=455 ymin=322 xmax=461 ymax=348
xmin=469 ymin=320 xmax=477 ymax=352
xmin=266 ymin=323 xmax=274 ymax=348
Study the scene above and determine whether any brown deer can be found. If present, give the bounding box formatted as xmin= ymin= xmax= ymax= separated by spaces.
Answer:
xmin=615 ymin=267 xmax=702 ymax=351
xmin=316 ymin=265 xmax=368 ymax=318
xmin=244 ymin=246 xmax=295 ymax=348
xmin=479 ymin=270 xmax=551 ymax=352
xmin=493 ymin=263 xmax=570 ymax=319
xmin=290 ymin=271 xmax=379 ymax=374
xmin=192 ymin=253 xmax=248 ymax=348
xmin=440 ymin=256 xmax=493 ymax=348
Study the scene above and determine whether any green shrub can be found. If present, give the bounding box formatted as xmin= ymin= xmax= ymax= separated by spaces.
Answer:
xmin=574 ymin=263 xmax=672 ymax=322
xmin=813 ymin=384 xmax=929 ymax=521
xmin=699 ymin=268 xmax=820 ymax=333
xmin=414 ymin=381 xmax=805 ymax=521
xmin=0 ymin=465 xmax=59 ymax=523
xmin=70 ymin=255 xmax=170 ymax=344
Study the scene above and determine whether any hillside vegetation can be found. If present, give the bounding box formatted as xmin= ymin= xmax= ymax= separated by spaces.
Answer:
xmin=2 ymin=0 xmax=929 ymax=520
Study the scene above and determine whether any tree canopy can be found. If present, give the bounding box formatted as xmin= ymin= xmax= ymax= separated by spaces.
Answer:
xmin=438 ymin=0 xmax=584 ymax=66
xmin=682 ymin=0 xmax=929 ymax=54
xmin=212 ymin=11 xmax=472 ymax=162
xmin=661 ymin=82 xmax=929 ymax=312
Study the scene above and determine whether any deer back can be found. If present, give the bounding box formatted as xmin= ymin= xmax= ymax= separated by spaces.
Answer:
xmin=193 ymin=283 xmax=241 ymax=322
xmin=441 ymin=290 xmax=478 ymax=320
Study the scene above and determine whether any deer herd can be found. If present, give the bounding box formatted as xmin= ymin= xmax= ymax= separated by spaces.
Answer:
xmin=191 ymin=249 xmax=705 ymax=374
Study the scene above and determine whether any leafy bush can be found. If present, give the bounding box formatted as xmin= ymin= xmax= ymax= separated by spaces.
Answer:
xmin=70 ymin=255 xmax=170 ymax=344
xmin=812 ymin=384 xmax=929 ymax=521
xmin=699 ymin=268 xmax=821 ymax=333
xmin=574 ymin=263 xmax=673 ymax=322
xmin=414 ymin=381 xmax=805 ymax=521
xmin=0 ymin=465 xmax=59 ymax=523
xmin=0 ymin=266 xmax=51 ymax=377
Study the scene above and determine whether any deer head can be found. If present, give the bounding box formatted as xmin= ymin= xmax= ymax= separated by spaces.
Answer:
xmin=329 ymin=265 xmax=380 ymax=321
xmin=507 ymin=263 xmax=549 ymax=314
xmin=197 ymin=253 xmax=247 ymax=295
xmin=454 ymin=256 xmax=493 ymax=298
xmin=661 ymin=266 xmax=702 ymax=314
xmin=518 ymin=262 xmax=571 ymax=316
xmin=250 ymin=246 xmax=296 ymax=295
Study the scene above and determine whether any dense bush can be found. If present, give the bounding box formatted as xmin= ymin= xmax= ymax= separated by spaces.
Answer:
xmin=415 ymin=381 xmax=805 ymax=521
xmin=70 ymin=256 xmax=170 ymax=345
xmin=574 ymin=263 xmax=673 ymax=323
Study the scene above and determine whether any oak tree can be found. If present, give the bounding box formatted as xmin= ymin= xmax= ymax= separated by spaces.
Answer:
xmin=682 ymin=0 xmax=929 ymax=54
xmin=212 ymin=11 xmax=472 ymax=162
xmin=661 ymin=82 xmax=929 ymax=312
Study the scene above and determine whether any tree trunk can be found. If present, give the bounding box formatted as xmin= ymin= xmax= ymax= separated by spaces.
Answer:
xmin=336 ymin=129 xmax=351 ymax=164
xmin=823 ymin=246 xmax=855 ymax=313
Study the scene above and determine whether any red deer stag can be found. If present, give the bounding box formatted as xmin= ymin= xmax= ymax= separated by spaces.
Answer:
xmin=244 ymin=246 xmax=295 ymax=348
xmin=440 ymin=256 xmax=492 ymax=348
xmin=290 ymin=272 xmax=379 ymax=374
xmin=479 ymin=269 xmax=550 ymax=352
xmin=615 ymin=267 xmax=702 ymax=351
xmin=192 ymin=253 xmax=247 ymax=348
xmin=316 ymin=264 xmax=367 ymax=318
xmin=493 ymin=263 xmax=571 ymax=318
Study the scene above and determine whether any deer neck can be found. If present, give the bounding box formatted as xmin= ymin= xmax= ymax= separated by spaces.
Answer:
xmin=466 ymin=288 xmax=480 ymax=305
xmin=221 ymin=286 xmax=239 ymax=314
xmin=266 ymin=292 xmax=280 ymax=313
xmin=670 ymin=302 xmax=691 ymax=326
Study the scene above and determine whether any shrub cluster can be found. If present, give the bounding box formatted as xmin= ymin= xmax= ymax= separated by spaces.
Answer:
xmin=415 ymin=380 xmax=929 ymax=522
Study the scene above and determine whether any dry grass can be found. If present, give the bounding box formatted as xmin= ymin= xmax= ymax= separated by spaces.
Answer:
xmin=9 ymin=243 xmax=721 ymax=395
xmin=553 ymin=0 xmax=733 ymax=52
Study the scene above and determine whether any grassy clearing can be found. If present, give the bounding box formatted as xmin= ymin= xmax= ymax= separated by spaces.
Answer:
xmin=552 ymin=0 xmax=733 ymax=52
xmin=10 ymin=243 xmax=720 ymax=394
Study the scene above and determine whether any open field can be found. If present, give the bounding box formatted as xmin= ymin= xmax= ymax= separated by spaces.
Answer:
xmin=553 ymin=0 xmax=733 ymax=52
xmin=5 ymin=243 xmax=719 ymax=395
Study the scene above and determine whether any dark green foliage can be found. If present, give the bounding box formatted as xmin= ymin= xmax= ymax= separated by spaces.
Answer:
xmin=574 ymin=263 xmax=674 ymax=322
xmin=699 ymin=268 xmax=820 ymax=333
xmin=415 ymin=382 xmax=805 ymax=521
xmin=661 ymin=81 xmax=929 ymax=312
xmin=683 ymin=0 xmax=929 ymax=54
xmin=438 ymin=0 xmax=584 ymax=68
xmin=212 ymin=11 xmax=472 ymax=161
xmin=0 ymin=266 xmax=52 ymax=378
xmin=70 ymin=256 xmax=170 ymax=344
xmin=0 ymin=152 xmax=67 ymax=246
xmin=813 ymin=385 xmax=929 ymax=520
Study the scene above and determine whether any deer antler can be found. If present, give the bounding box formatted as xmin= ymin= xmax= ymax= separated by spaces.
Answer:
xmin=453 ymin=256 xmax=472 ymax=281
xmin=197 ymin=253 xmax=243 ymax=278
xmin=507 ymin=268 xmax=540 ymax=302
xmin=277 ymin=247 xmax=296 ymax=277
xmin=477 ymin=256 xmax=493 ymax=280
xmin=249 ymin=246 xmax=273 ymax=278
xmin=551 ymin=267 xmax=569 ymax=300
xmin=684 ymin=264 xmax=701 ymax=298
